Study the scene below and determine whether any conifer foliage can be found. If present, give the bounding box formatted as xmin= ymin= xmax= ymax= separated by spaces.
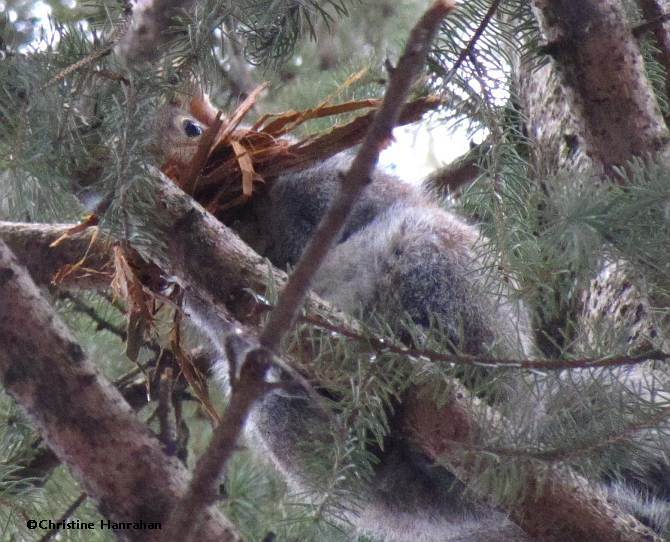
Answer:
xmin=2 ymin=1 xmax=670 ymax=541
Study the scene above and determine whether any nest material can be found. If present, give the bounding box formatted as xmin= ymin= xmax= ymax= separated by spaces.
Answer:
xmin=161 ymin=86 xmax=443 ymax=219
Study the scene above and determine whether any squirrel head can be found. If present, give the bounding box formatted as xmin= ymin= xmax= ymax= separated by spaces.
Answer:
xmin=150 ymin=92 xmax=222 ymax=168
xmin=152 ymin=104 xmax=208 ymax=168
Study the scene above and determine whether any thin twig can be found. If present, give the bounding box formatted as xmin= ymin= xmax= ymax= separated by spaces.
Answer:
xmin=449 ymin=403 xmax=670 ymax=464
xmin=37 ymin=492 xmax=88 ymax=542
xmin=162 ymin=347 xmax=271 ymax=541
xmin=58 ymin=292 xmax=127 ymax=340
xmin=254 ymin=300 xmax=670 ymax=371
xmin=43 ymin=3 xmax=132 ymax=88
xmin=443 ymin=0 xmax=501 ymax=83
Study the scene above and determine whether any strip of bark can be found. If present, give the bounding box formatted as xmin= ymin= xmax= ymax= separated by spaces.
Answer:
xmin=0 ymin=239 xmax=241 ymax=542
xmin=531 ymin=0 xmax=669 ymax=175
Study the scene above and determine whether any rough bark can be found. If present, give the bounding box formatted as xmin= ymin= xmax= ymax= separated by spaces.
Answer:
xmin=0 ymin=239 xmax=240 ymax=542
xmin=0 ymin=221 xmax=112 ymax=289
xmin=515 ymin=1 xmax=670 ymax=354
xmin=531 ymin=0 xmax=669 ymax=175
xmin=403 ymin=384 xmax=660 ymax=542
xmin=637 ymin=0 xmax=670 ymax=121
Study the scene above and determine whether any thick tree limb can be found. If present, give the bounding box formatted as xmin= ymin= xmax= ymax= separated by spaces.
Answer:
xmin=0 ymin=221 xmax=112 ymax=289
xmin=531 ymin=0 xmax=669 ymax=175
xmin=0 ymin=239 xmax=240 ymax=542
xmin=3 ymin=221 xmax=668 ymax=371
xmin=402 ymin=385 xmax=661 ymax=542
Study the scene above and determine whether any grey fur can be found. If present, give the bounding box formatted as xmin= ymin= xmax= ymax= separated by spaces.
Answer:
xmin=229 ymin=153 xmax=534 ymax=541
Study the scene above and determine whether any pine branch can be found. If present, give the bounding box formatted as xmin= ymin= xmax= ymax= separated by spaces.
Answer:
xmin=43 ymin=3 xmax=133 ymax=88
xmin=0 ymin=239 xmax=241 ymax=542
xmin=57 ymin=292 xmax=127 ymax=340
xmin=442 ymin=0 xmax=502 ymax=83
xmin=635 ymin=1 xmax=670 ymax=123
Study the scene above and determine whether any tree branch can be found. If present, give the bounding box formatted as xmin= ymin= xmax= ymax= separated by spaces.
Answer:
xmin=0 ymin=221 xmax=112 ymax=290
xmin=443 ymin=0 xmax=502 ymax=83
xmin=0 ymin=239 xmax=240 ymax=542
xmin=422 ymin=138 xmax=490 ymax=194
xmin=3 ymin=221 xmax=667 ymax=372
xmin=532 ymin=0 xmax=669 ymax=175
xmin=635 ymin=1 xmax=670 ymax=124
xmin=402 ymin=384 xmax=661 ymax=542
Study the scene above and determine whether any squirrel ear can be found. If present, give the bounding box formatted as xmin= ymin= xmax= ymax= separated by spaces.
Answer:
xmin=189 ymin=92 xmax=222 ymax=127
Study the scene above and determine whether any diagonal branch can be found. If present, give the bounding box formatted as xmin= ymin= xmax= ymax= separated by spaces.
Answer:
xmin=163 ymin=1 xmax=459 ymax=539
xmin=2 ymin=221 xmax=668 ymax=372
xmin=443 ymin=0 xmax=502 ymax=83
xmin=260 ymin=0 xmax=459 ymax=352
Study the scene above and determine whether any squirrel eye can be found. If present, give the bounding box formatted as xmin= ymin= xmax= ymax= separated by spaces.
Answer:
xmin=182 ymin=118 xmax=203 ymax=138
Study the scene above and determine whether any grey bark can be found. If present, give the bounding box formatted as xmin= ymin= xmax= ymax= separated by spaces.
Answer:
xmin=0 ymin=239 xmax=240 ymax=542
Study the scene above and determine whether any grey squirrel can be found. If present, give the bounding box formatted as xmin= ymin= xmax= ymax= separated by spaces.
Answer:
xmin=156 ymin=104 xmax=670 ymax=541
